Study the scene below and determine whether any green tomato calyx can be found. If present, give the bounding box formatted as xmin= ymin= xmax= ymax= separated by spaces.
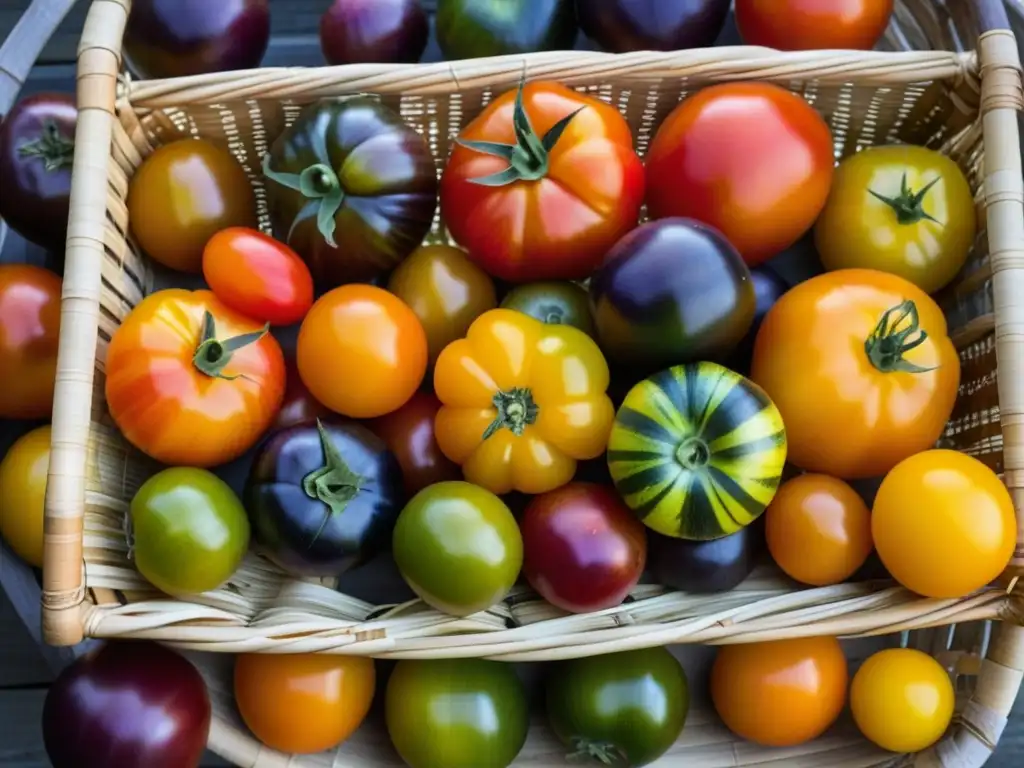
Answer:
xmin=483 ymin=387 xmax=539 ymax=440
xmin=864 ymin=300 xmax=937 ymax=374
xmin=676 ymin=437 xmax=710 ymax=470
xmin=18 ymin=120 xmax=74 ymax=172
xmin=458 ymin=77 xmax=585 ymax=186
xmin=192 ymin=311 xmax=270 ymax=381
xmin=567 ymin=737 xmax=629 ymax=767
xmin=302 ymin=420 xmax=364 ymax=542
xmin=869 ymin=172 xmax=943 ymax=226
xmin=263 ymin=152 xmax=345 ymax=248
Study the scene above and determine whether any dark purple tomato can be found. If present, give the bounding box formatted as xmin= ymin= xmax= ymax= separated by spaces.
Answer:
xmin=124 ymin=0 xmax=271 ymax=79
xmin=724 ymin=265 xmax=790 ymax=376
xmin=578 ymin=0 xmax=731 ymax=52
xmin=320 ymin=0 xmax=429 ymax=65
xmin=522 ymin=483 xmax=647 ymax=613
xmin=0 ymin=93 xmax=76 ymax=252
xmin=43 ymin=641 xmax=211 ymax=768
xmin=649 ymin=521 xmax=764 ymax=593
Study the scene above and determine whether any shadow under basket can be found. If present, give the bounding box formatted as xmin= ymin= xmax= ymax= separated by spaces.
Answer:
xmin=40 ymin=0 xmax=1024 ymax=766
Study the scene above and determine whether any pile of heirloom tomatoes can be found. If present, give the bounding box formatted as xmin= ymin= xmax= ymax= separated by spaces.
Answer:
xmin=18 ymin=73 xmax=1019 ymax=768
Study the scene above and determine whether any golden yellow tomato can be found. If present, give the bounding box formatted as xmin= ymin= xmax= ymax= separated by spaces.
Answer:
xmin=0 ymin=425 xmax=50 ymax=567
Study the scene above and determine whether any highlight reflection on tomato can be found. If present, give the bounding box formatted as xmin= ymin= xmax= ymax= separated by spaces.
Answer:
xmin=0 ymin=265 xmax=61 ymax=419
xmin=736 ymin=0 xmax=894 ymax=51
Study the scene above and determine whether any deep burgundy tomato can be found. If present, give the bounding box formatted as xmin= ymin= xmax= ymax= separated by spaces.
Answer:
xmin=320 ymin=0 xmax=429 ymax=65
xmin=522 ymin=483 xmax=647 ymax=613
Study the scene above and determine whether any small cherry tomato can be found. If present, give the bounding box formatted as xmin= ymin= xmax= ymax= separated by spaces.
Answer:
xmin=521 ymin=483 xmax=647 ymax=613
xmin=500 ymin=281 xmax=595 ymax=337
xmin=297 ymin=284 xmax=428 ymax=418
xmin=235 ymin=652 xmax=375 ymax=755
xmin=387 ymin=244 xmax=498 ymax=365
xmin=0 ymin=264 xmax=61 ymax=419
xmin=851 ymin=648 xmax=955 ymax=753
xmin=273 ymin=357 xmax=334 ymax=431
xmin=737 ymin=0 xmax=894 ymax=51
xmin=711 ymin=637 xmax=848 ymax=747
xmin=766 ymin=474 xmax=873 ymax=587
xmin=202 ymin=227 xmax=313 ymax=325
xmin=872 ymin=450 xmax=1016 ymax=598
xmin=0 ymin=425 xmax=50 ymax=568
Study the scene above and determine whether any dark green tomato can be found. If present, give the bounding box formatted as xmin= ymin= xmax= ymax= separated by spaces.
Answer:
xmin=649 ymin=522 xmax=763 ymax=593
xmin=244 ymin=420 xmax=403 ymax=578
xmin=590 ymin=218 xmax=755 ymax=369
xmin=263 ymin=98 xmax=438 ymax=290
xmin=386 ymin=658 xmax=529 ymax=768
xmin=501 ymin=281 xmax=595 ymax=337
xmin=392 ymin=481 xmax=523 ymax=617
xmin=608 ymin=362 xmax=787 ymax=541
xmin=131 ymin=467 xmax=250 ymax=596
xmin=437 ymin=0 xmax=578 ymax=60
xmin=547 ymin=647 xmax=689 ymax=767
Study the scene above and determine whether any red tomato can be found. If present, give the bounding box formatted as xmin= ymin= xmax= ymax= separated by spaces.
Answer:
xmin=440 ymin=80 xmax=645 ymax=282
xmin=645 ymin=83 xmax=834 ymax=267
xmin=521 ymin=483 xmax=647 ymax=614
xmin=0 ymin=265 xmax=61 ymax=419
xmin=737 ymin=0 xmax=894 ymax=51
xmin=273 ymin=357 xmax=334 ymax=431
xmin=202 ymin=227 xmax=313 ymax=326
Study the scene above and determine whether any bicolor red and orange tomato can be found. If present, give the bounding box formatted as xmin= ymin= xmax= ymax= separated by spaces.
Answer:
xmin=0 ymin=264 xmax=61 ymax=420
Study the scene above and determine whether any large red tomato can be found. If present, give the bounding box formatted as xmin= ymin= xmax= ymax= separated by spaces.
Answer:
xmin=645 ymin=83 xmax=835 ymax=267
xmin=737 ymin=1 xmax=894 ymax=51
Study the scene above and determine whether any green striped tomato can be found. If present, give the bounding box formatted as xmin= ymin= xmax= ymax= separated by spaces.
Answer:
xmin=607 ymin=363 xmax=787 ymax=540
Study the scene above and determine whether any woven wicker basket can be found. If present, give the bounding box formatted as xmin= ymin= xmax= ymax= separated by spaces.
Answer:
xmin=39 ymin=0 xmax=1024 ymax=766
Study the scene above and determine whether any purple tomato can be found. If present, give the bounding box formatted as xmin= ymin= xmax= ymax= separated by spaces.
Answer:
xmin=320 ymin=0 xmax=429 ymax=65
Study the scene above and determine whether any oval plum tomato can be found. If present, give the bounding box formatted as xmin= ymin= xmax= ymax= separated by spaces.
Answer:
xmin=736 ymin=0 xmax=894 ymax=51
xmin=273 ymin=357 xmax=333 ymax=431
xmin=202 ymin=227 xmax=313 ymax=325
xmin=872 ymin=450 xmax=1016 ymax=598
xmin=297 ymin=284 xmax=427 ymax=418
xmin=105 ymin=288 xmax=285 ymax=467
xmin=235 ymin=652 xmax=375 ymax=754
xmin=521 ymin=483 xmax=647 ymax=613
xmin=766 ymin=474 xmax=873 ymax=586
xmin=366 ymin=391 xmax=462 ymax=497
xmin=440 ymin=80 xmax=645 ymax=282
xmin=387 ymin=244 xmax=497 ymax=365
xmin=645 ymin=83 xmax=834 ymax=267
xmin=0 ymin=425 xmax=50 ymax=568
xmin=851 ymin=648 xmax=955 ymax=753
xmin=711 ymin=637 xmax=848 ymax=747
xmin=0 ymin=264 xmax=60 ymax=419
xmin=127 ymin=138 xmax=257 ymax=273
xmin=751 ymin=269 xmax=959 ymax=479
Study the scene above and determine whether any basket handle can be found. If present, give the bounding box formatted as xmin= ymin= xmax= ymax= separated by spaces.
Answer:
xmin=0 ymin=0 xmax=80 ymax=116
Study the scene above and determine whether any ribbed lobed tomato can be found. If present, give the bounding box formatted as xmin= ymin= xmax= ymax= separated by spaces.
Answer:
xmin=0 ymin=264 xmax=61 ymax=419
xmin=736 ymin=0 xmax=894 ymax=51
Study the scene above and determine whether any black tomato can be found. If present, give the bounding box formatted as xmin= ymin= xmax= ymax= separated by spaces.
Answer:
xmin=724 ymin=265 xmax=790 ymax=376
xmin=437 ymin=0 xmax=578 ymax=60
xmin=649 ymin=522 xmax=764 ymax=593
xmin=578 ymin=0 xmax=731 ymax=53
xmin=501 ymin=281 xmax=596 ymax=338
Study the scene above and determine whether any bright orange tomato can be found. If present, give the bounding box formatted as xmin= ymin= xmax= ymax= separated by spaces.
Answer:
xmin=235 ymin=653 xmax=375 ymax=754
xmin=766 ymin=474 xmax=873 ymax=586
xmin=297 ymin=284 xmax=427 ymax=418
xmin=872 ymin=450 xmax=1016 ymax=598
xmin=0 ymin=265 xmax=60 ymax=419
xmin=711 ymin=637 xmax=848 ymax=747
xmin=105 ymin=288 xmax=285 ymax=468
xmin=737 ymin=0 xmax=894 ymax=51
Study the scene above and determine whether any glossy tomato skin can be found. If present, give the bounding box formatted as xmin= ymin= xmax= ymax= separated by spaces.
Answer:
xmin=590 ymin=218 xmax=755 ymax=369
xmin=0 ymin=264 xmax=61 ymax=419
xmin=131 ymin=467 xmax=250 ymax=595
xmin=0 ymin=93 xmax=76 ymax=251
xmin=547 ymin=647 xmax=689 ymax=767
xmin=751 ymin=269 xmax=959 ymax=479
xmin=578 ymin=0 xmax=730 ymax=52
xmin=711 ymin=637 xmax=848 ymax=747
xmin=245 ymin=420 xmax=403 ymax=577
xmin=106 ymin=288 xmax=285 ymax=467
xmin=128 ymin=139 xmax=257 ymax=273
xmin=366 ymin=391 xmax=462 ymax=497
xmin=387 ymin=658 xmax=529 ymax=768
xmin=273 ymin=357 xmax=334 ymax=431
xmin=320 ymin=0 xmax=428 ymax=64
xmin=766 ymin=474 xmax=873 ymax=586
xmin=393 ymin=481 xmax=523 ymax=617
xmin=815 ymin=145 xmax=977 ymax=294
xmin=43 ymin=641 xmax=211 ymax=768
xmin=203 ymin=227 xmax=313 ymax=325
xmin=0 ymin=425 xmax=50 ymax=568
xmin=235 ymin=652 xmax=375 ymax=754
xmin=649 ymin=524 xmax=762 ymax=593
xmin=437 ymin=0 xmax=577 ymax=59
xmin=522 ymin=483 xmax=647 ymax=613
xmin=501 ymin=280 xmax=595 ymax=337
xmin=646 ymin=83 xmax=834 ymax=267
xmin=725 ymin=265 xmax=790 ymax=377
xmin=441 ymin=82 xmax=645 ymax=282
xmin=387 ymin=244 xmax=498 ymax=365
xmin=297 ymin=284 xmax=427 ymax=418
xmin=872 ymin=450 xmax=1016 ymax=598
xmin=736 ymin=0 xmax=894 ymax=51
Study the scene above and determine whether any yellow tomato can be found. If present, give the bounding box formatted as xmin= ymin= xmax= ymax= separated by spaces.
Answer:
xmin=851 ymin=648 xmax=955 ymax=752
xmin=0 ymin=425 xmax=50 ymax=567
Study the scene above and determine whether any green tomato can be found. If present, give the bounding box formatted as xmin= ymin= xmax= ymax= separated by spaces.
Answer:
xmin=386 ymin=658 xmax=529 ymax=768
xmin=501 ymin=281 xmax=595 ymax=337
xmin=547 ymin=647 xmax=690 ymax=767
xmin=131 ymin=467 xmax=250 ymax=595
xmin=392 ymin=481 xmax=522 ymax=617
